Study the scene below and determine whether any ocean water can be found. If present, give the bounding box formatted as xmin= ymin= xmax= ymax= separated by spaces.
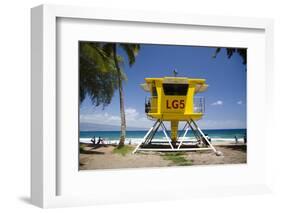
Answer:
xmin=80 ymin=129 xmax=246 ymax=144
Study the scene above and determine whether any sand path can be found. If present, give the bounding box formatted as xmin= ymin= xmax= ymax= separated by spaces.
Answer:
xmin=79 ymin=144 xmax=246 ymax=170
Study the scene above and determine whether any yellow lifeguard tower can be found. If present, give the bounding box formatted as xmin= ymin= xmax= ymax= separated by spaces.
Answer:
xmin=133 ymin=71 xmax=221 ymax=155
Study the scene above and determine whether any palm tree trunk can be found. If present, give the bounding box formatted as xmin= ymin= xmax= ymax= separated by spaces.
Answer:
xmin=113 ymin=45 xmax=126 ymax=148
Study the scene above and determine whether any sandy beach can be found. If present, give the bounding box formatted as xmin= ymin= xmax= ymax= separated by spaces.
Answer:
xmin=79 ymin=141 xmax=246 ymax=170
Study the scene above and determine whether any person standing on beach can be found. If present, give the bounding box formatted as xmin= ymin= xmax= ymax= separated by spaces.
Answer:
xmin=243 ymin=134 xmax=247 ymax=144
xmin=91 ymin=136 xmax=96 ymax=145
xmin=234 ymin=136 xmax=238 ymax=144
xmin=97 ymin=136 xmax=105 ymax=145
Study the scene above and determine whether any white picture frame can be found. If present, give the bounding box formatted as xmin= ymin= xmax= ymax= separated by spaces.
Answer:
xmin=31 ymin=4 xmax=274 ymax=208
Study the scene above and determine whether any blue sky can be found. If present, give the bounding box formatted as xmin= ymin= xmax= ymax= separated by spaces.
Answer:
xmin=80 ymin=44 xmax=246 ymax=130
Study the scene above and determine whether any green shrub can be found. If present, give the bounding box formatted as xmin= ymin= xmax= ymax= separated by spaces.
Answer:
xmin=163 ymin=152 xmax=193 ymax=166
xmin=112 ymin=145 xmax=134 ymax=156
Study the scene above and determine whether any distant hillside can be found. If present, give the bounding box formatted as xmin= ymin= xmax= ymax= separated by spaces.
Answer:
xmin=80 ymin=122 xmax=148 ymax=131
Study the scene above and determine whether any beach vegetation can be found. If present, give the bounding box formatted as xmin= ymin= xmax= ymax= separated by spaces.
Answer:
xmin=79 ymin=144 xmax=86 ymax=153
xmin=102 ymin=43 xmax=140 ymax=148
xmin=212 ymin=48 xmax=247 ymax=66
xmin=79 ymin=42 xmax=120 ymax=107
xmin=79 ymin=42 xmax=140 ymax=148
xmin=163 ymin=152 xmax=193 ymax=166
xmin=112 ymin=145 xmax=134 ymax=156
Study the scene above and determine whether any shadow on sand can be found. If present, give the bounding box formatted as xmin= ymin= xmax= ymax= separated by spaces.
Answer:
xmin=80 ymin=149 xmax=105 ymax=155
xmin=219 ymin=144 xmax=247 ymax=152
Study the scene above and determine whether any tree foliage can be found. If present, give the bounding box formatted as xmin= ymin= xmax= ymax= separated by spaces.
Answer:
xmin=79 ymin=42 xmax=141 ymax=147
xmin=213 ymin=48 xmax=247 ymax=65
xmin=79 ymin=42 xmax=125 ymax=108
xmin=101 ymin=43 xmax=140 ymax=147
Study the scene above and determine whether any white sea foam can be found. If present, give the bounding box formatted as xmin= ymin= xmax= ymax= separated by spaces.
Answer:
xmin=79 ymin=137 xmax=244 ymax=145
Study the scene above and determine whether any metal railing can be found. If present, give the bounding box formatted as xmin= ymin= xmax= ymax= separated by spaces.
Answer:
xmin=145 ymin=96 xmax=158 ymax=113
xmin=194 ymin=96 xmax=205 ymax=113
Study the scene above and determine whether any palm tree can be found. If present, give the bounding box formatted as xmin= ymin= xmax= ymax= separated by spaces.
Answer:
xmin=79 ymin=42 xmax=120 ymax=107
xmin=103 ymin=43 xmax=140 ymax=148
xmin=213 ymin=48 xmax=247 ymax=65
xmin=79 ymin=42 xmax=140 ymax=148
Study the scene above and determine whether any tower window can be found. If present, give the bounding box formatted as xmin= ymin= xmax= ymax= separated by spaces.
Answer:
xmin=152 ymin=86 xmax=157 ymax=97
xmin=163 ymin=84 xmax=188 ymax=96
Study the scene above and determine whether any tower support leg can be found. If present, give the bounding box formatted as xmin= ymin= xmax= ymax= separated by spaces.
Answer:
xmin=133 ymin=119 xmax=222 ymax=156
xmin=177 ymin=121 xmax=189 ymax=149
xmin=190 ymin=119 xmax=223 ymax=156
xmin=132 ymin=119 xmax=161 ymax=154
xmin=160 ymin=122 xmax=174 ymax=149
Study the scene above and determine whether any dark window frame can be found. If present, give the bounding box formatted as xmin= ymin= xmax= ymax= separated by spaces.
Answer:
xmin=152 ymin=86 xmax=157 ymax=97
xmin=162 ymin=83 xmax=189 ymax=96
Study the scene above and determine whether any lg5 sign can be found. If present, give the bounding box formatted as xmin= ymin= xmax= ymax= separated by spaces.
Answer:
xmin=166 ymin=99 xmax=185 ymax=109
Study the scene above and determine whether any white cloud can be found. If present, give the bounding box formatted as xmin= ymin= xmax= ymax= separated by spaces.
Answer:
xmin=237 ymin=100 xmax=243 ymax=105
xmin=80 ymin=107 xmax=153 ymax=129
xmin=197 ymin=119 xmax=246 ymax=129
xmin=211 ymin=100 xmax=223 ymax=106
xmin=125 ymin=108 xmax=139 ymax=120
xmin=80 ymin=112 xmax=120 ymax=124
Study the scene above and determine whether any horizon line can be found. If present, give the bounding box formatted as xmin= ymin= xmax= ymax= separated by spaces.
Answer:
xmin=80 ymin=128 xmax=247 ymax=132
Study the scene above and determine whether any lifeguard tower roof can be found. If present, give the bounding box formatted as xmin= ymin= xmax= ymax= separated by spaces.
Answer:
xmin=142 ymin=77 xmax=208 ymax=93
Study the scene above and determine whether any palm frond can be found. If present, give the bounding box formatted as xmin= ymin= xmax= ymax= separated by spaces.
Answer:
xmin=120 ymin=43 xmax=140 ymax=66
xmin=213 ymin=47 xmax=246 ymax=65
xmin=80 ymin=42 xmax=113 ymax=73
